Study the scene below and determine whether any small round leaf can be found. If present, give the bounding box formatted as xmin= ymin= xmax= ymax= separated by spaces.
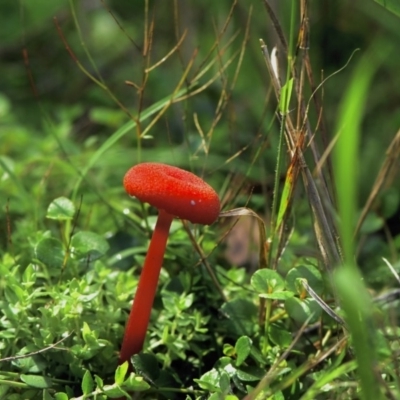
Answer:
xmin=54 ymin=392 xmax=69 ymax=400
xmin=251 ymin=269 xmax=284 ymax=293
xmin=251 ymin=269 xmax=290 ymax=300
xmin=71 ymin=231 xmax=109 ymax=261
xmin=46 ymin=197 xmax=75 ymax=220
xmin=54 ymin=393 xmax=69 ymax=400
xmin=194 ymin=369 xmax=220 ymax=391
xmin=286 ymin=265 xmax=324 ymax=296
xmin=285 ymin=297 xmax=321 ymax=324
xmin=268 ymin=323 xmax=293 ymax=347
xmin=35 ymin=237 xmax=64 ymax=269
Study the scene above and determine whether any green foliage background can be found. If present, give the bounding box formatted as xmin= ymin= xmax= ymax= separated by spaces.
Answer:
xmin=1 ymin=0 xmax=400 ymax=399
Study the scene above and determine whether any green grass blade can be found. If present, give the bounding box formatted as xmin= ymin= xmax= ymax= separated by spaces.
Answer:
xmin=335 ymin=268 xmax=381 ymax=400
xmin=374 ymin=0 xmax=400 ymax=17
xmin=301 ymin=360 xmax=357 ymax=400
xmin=333 ymin=39 xmax=391 ymax=400
xmin=334 ymin=45 xmax=382 ymax=262
xmin=278 ymin=78 xmax=294 ymax=115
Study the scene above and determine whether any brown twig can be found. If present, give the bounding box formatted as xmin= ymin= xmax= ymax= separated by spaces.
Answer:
xmin=0 ymin=333 xmax=73 ymax=363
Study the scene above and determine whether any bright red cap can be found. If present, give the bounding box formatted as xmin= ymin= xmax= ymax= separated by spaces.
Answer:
xmin=123 ymin=162 xmax=220 ymax=225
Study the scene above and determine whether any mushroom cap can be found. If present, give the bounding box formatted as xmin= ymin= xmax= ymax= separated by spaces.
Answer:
xmin=123 ymin=162 xmax=220 ymax=225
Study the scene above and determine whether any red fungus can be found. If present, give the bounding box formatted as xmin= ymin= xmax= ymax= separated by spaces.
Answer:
xmin=119 ymin=162 xmax=220 ymax=365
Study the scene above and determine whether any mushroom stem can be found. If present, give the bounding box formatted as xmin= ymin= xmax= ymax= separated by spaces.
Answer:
xmin=119 ymin=208 xmax=174 ymax=365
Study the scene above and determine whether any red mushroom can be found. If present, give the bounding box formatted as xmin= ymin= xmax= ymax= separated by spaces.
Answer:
xmin=119 ymin=162 xmax=220 ymax=365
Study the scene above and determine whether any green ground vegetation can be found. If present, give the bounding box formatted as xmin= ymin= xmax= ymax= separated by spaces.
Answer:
xmin=1 ymin=1 xmax=400 ymax=399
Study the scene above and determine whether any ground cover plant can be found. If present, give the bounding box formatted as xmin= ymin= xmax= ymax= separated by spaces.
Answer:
xmin=1 ymin=0 xmax=400 ymax=399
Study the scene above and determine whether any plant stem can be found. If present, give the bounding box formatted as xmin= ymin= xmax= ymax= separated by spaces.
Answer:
xmin=263 ymin=298 xmax=272 ymax=354
xmin=119 ymin=209 xmax=173 ymax=364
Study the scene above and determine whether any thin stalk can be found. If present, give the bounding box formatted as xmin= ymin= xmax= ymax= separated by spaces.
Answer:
xmin=263 ymin=299 xmax=273 ymax=354
xmin=269 ymin=0 xmax=297 ymax=265
xmin=119 ymin=209 xmax=174 ymax=364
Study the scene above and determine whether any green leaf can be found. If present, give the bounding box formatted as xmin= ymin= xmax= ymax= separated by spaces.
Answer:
xmin=71 ymin=231 xmax=109 ymax=261
xmin=0 ymin=155 xmax=14 ymax=181
xmin=0 ymin=386 xmax=9 ymax=397
xmin=81 ymin=370 xmax=94 ymax=395
xmin=359 ymin=212 xmax=384 ymax=234
xmin=12 ymin=349 xmax=46 ymax=373
xmin=102 ymin=384 xmax=131 ymax=399
xmin=285 ymin=297 xmax=321 ymax=324
xmin=196 ymin=358 xmax=235 ymax=392
xmin=286 ymin=265 xmax=324 ymax=296
xmin=301 ymin=360 xmax=357 ymax=400
xmin=223 ymin=343 xmax=236 ymax=357
xmin=161 ymin=291 xmax=194 ymax=312
xmin=219 ymin=371 xmax=231 ymax=392
xmin=278 ymin=78 xmax=294 ymax=114
xmin=20 ymin=374 xmax=53 ymax=389
xmin=82 ymin=321 xmax=92 ymax=341
xmin=131 ymin=353 xmax=160 ymax=384
xmin=54 ymin=393 xmax=69 ymax=400
xmin=35 ymin=237 xmax=65 ymax=269
xmin=236 ymin=366 xmax=265 ymax=382
xmin=221 ymin=299 xmax=258 ymax=337
xmin=380 ymin=187 xmax=400 ymax=218
xmin=115 ymin=362 xmax=129 ymax=385
xmin=43 ymin=389 xmax=54 ymax=400
xmin=81 ymin=322 xmax=100 ymax=348
xmin=22 ymin=264 xmax=36 ymax=286
xmin=334 ymin=267 xmax=380 ymax=400
xmin=374 ymin=0 xmax=400 ymax=17
xmin=269 ymin=391 xmax=285 ymax=400
xmin=251 ymin=269 xmax=284 ymax=292
xmin=215 ymin=357 xmax=237 ymax=376
xmin=94 ymin=374 xmax=104 ymax=389
xmin=251 ymin=269 xmax=292 ymax=300
xmin=268 ymin=323 xmax=293 ymax=347
xmin=235 ymin=336 xmax=252 ymax=367
xmin=334 ymin=40 xmax=389 ymax=262
xmin=194 ymin=369 xmax=221 ymax=391
xmin=122 ymin=374 xmax=150 ymax=392
xmin=46 ymin=197 xmax=75 ymax=220
xmin=259 ymin=291 xmax=294 ymax=300
xmin=5 ymin=281 xmax=26 ymax=304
